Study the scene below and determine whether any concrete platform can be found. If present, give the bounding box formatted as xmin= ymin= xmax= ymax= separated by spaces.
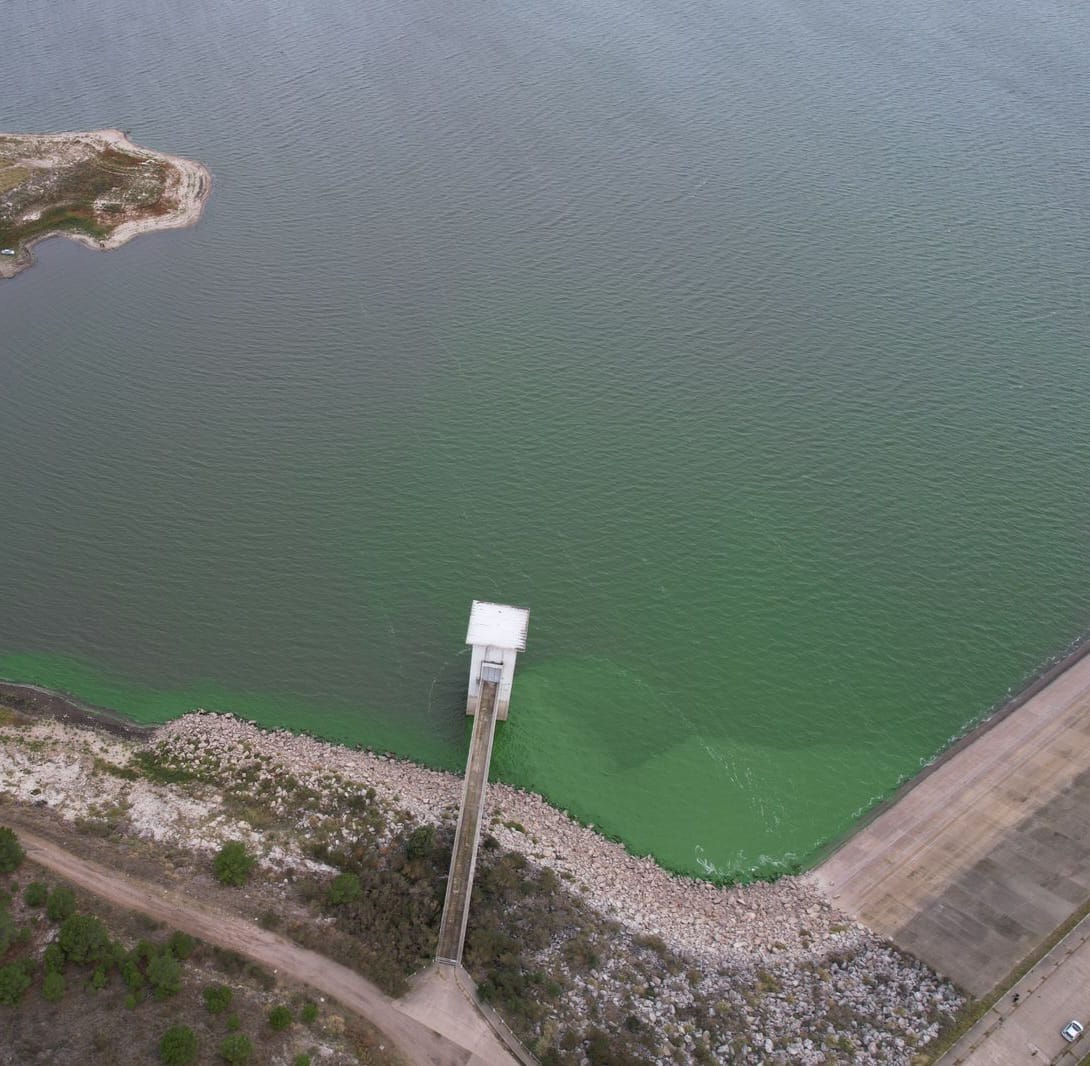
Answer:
xmin=397 ymin=965 xmax=519 ymax=1066
xmin=810 ymin=651 xmax=1090 ymax=995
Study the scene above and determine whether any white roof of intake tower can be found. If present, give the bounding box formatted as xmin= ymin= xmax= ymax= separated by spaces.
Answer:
xmin=465 ymin=601 xmax=529 ymax=651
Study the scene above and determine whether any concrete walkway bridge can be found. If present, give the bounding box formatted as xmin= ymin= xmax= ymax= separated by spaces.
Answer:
xmin=436 ymin=601 xmax=530 ymax=967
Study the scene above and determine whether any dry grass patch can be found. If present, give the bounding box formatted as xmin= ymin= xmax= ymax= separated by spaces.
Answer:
xmin=0 ymin=165 xmax=29 ymax=195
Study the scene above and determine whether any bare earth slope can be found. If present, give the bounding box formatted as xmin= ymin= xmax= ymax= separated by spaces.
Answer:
xmin=0 ymin=128 xmax=210 ymax=278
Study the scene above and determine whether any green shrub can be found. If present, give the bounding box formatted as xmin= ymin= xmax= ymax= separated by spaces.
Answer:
xmin=219 ymin=1033 xmax=253 ymax=1064
xmin=131 ymin=750 xmax=199 ymax=786
xmin=147 ymin=952 xmax=182 ymax=999
xmin=268 ymin=1004 xmax=292 ymax=1031
xmin=135 ymin=939 xmax=157 ymax=964
xmin=46 ymin=886 xmax=76 ymax=922
xmin=226 ymin=1014 xmax=241 ymax=1032
xmin=293 ymin=1056 xmax=311 ymax=1066
xmin=105 ymin=939 xmax=128 ymax=967
xmin=168 ymin=931 xmax=196 ymax=959
xmin=0 ymin=906 xmax=13 ymax=955
xmin=89 ymin=966 xmax=108 ymax=991
xmin=23 ymin=881 xmax=48 ymax=908
xmin=42 ymin=971 xmax=64 ymax=1002
xmin=203 ymin=982 xmax=232 ymax=1015
xmin=59 ymin=913 xmax=110 ymax=963
xmin=0 ymin=828 xmax=24 ymax=873
xmin=0 ymin=961 xmax=32 ymax=1004
xmin=121 ymin=958 xmax=145 ymax=991
xmin=124 ymin=991 xmax=140 ymax=1009
xmin=406 ymin=825 xmax=435 ymax=860
xmin=300 ymin=1000 xmax=318 ymax=1024
xmin=43 ymin=943 xmax=65 ymax=974
xmin=213 ymin=842 xmax=256 ymax=887
xmin=159 ymin=1024 xmax=198 ymax=1065
xmin=326 ymin=872 xmax=361 ymax=906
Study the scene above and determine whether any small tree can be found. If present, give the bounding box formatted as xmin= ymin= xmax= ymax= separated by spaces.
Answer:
xmin=203 ymin=982 xmax=232 ymax=1015
xmin=219 ymin=1033 xmax=254 ymax=1065
xmin=121 ymin=958 xmax=145 ymax=991
xmin=159 ymin=1025 xmax=199 ymax=1065
xmin=58 ymin=914 xmax=110 ymax=964
xmin=168 ymin=931 xmax=196 ymax=959
xmin=406 ymin=825 xmax=435 ymax=861
xmin=0 ymin=827 xmax=24 ymax=873
xmin=326 ymin=872 xmax=361 ymax=906
xmin=147 ymin=951 xmax=182 ymax=999
xmin=0 ymin=906 xmax=13 ymax=956
xmin=0 ymin=961 xmax=32 ymax=1005
xmin=300 ymin=1000 xmax=318 ymax=1024
xmin=42 ymin=971 xmax=64 ymax=1002
xmin=23 ymin=882 xmax=48 ymax=908
xmin=213 ymin=842 xmax=256 ymax=887
xmin=268 ymin=1004 xmax=292 ymax=1031
xmin=46 ymin=885 xmax=76 ymax=922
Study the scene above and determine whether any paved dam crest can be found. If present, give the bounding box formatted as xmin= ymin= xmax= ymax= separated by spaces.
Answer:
xmin=811 ymin=651 xmax=1090 ymax=996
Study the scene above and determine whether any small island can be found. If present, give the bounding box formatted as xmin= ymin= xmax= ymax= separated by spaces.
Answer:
xmin=0 ymin=129 xmax=210 ymax=279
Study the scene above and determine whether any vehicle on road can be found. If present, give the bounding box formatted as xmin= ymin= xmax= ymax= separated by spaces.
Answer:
xmin=1061 ymin=1020 xmax=1084 ymax=1043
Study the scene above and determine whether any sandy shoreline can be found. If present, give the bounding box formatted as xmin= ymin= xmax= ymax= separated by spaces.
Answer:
xmin=0 ymin=128 xmax=211 ymax=279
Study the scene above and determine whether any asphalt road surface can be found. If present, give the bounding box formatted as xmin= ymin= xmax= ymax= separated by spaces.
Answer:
xmin=941 ymin=913 xmax=1090 ymax=1065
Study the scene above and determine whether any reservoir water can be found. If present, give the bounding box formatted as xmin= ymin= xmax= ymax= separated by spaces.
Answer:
xmin=2 ymin=0 xmax=1089 ymax=878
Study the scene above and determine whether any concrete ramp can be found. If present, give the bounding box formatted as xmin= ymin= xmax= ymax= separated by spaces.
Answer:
xmin=397 ymin=965 xmax=518 ymax=1066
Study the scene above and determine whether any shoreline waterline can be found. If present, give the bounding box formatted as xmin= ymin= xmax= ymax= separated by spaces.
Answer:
xmin=0 ymin=697 xmax=966 ymax=1062
xmin=0 ymin=692 xmax=859 ymax=965
xmin=811 ymin=627 xmax=1090 ymax=868
xmin=7 ymin=627 xmax=1090 ymax=887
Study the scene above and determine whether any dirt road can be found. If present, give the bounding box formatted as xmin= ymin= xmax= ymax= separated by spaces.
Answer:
xmin=13 ymin=826 xmax=482 ymax=1066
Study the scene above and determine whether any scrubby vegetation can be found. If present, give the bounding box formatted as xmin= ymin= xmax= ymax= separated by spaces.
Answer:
xmin=0 ymin=134 xmax=171 ymax=256
xmin=0 ymin=708 xmax=967 ymax=1065
xmin=0 ymin=824 xmax=392 ymax=1065
xmin=158 ymin=1024 xmax=198 ymax=1065
xmin=0 ymin=827 xmax=24 ymax=873
xmin=213 ymin=841 xmax=256 ymax=887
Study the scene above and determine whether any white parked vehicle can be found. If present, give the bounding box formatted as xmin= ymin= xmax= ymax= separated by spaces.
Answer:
xmin=1061 ymin=1020 xmax=1084 ymax=1042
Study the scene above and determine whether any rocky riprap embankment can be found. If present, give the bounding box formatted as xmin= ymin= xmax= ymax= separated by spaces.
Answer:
xmin=151 ymin=714 xmax=860 ymax=966
xmin=0 ymin=710 xmax=964 ymax=1063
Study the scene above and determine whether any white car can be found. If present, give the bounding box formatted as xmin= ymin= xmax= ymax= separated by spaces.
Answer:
xmin=1061 ymin=1020 xmax=1084 ymax=1042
